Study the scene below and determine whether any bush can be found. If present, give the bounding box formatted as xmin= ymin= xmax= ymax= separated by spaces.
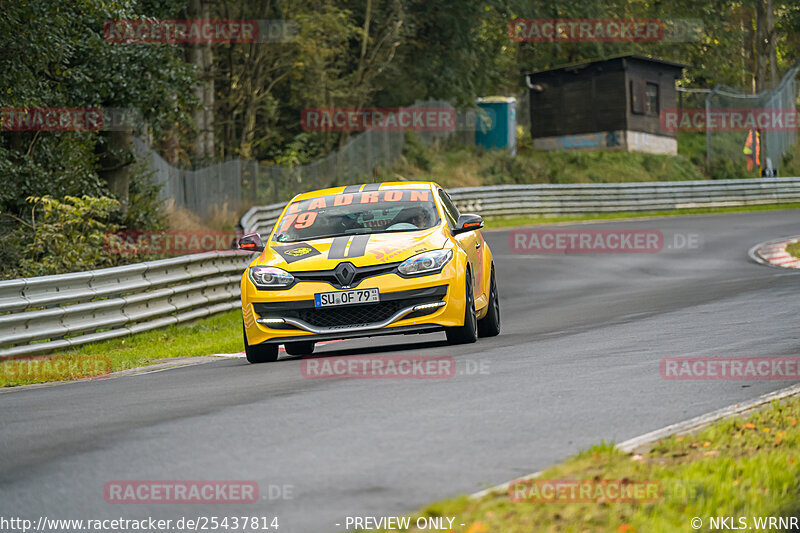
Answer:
xmin=18 ymin=195 xmax=122 ymax=277
xmin=0 ymin=217 xmax=33 ymax=280
xmin=121 ymin=159 xmax=166 ymax=231
xmin=402 ymin=133 xmax=434 ymax=171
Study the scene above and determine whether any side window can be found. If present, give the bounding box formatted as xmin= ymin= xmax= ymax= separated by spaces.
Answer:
xmin=438 ymin=189 xmax=460 ymax=229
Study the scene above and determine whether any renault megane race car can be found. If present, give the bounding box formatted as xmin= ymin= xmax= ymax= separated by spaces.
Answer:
xmin=238 ymin=181 xmax=500 ymax=363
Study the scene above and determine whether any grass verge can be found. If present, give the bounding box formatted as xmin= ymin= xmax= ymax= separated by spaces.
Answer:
xmin=373 ymin=397 xmax=800 ymax=533
xmin=0 ymin=309 xmax=243 ymax=387
xmin=787 ymin=241 xmax=800 ymax=259
xmin=385 ymin=130 xmax=800 ymax=187
xmin=386 ymin=135 xmax=705 ymax=189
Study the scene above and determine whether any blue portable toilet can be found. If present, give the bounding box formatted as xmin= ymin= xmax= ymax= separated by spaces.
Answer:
xmin=475 ymin=96 xmax=517 ymax=155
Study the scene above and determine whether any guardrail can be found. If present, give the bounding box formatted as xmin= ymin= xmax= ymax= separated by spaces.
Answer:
xmin=240 ymin=202 xmax=288 ymax=239
xmin=0 ymin=251 xmax=254 ymax=359
xmin=447 ymin=177 xmax=800 ymax=216
xmin=240 ymin=178 xmax=800 ymax=235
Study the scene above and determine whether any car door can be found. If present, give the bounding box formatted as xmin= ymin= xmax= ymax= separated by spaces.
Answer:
xmin=437 ymin=188 xmax=483 ymax=300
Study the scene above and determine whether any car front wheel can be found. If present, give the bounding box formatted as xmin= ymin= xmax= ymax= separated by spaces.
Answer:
xmin=446 ymin=271 xmax=478 ymax=345
xmin=243 ymin=325 xmax=280 ymax=363
xmin=478 ymin=266 xmax=500 ymax=338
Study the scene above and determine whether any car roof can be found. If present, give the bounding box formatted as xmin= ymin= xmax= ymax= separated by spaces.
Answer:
xmin=289 ymin=181 xmax=440 ymax=202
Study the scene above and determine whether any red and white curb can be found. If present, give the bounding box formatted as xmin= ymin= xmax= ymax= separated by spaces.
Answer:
xmin=749 ymin=235 xmax=800 ymax=269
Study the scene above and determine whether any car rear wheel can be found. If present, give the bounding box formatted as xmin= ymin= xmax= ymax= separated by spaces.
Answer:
xmin=284 ymin=341 xmax=315 ymax=356
xmin=478 ymin=266 xmax=500 ymax=338
xmin=446 ymin=271 xmax=478 ymax=345
xmin=243 ymin=324 xmax=280 ymax=363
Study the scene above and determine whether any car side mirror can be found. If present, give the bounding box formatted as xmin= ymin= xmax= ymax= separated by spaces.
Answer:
xmin=452 ymin=214 xmax=484 ymax=235
xmin=238 ymin=232 xmax=264 ymax=252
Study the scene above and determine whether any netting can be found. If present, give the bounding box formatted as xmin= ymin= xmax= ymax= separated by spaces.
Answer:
xmin=703 ymin=61 xmax=800 ymax=178
xmin=135 ymin=100 xmax=470 ymax=215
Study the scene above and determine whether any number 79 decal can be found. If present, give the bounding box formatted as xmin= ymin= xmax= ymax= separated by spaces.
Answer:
xmin=278 ymin=211 xmax=317 ymax=232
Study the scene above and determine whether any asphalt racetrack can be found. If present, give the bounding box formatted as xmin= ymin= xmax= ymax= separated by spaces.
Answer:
xmin=1 ymin=210 xmax=799 ymax=532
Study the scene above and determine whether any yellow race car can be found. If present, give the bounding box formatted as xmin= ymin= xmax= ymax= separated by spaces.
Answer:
xmin=238 ymin=181 xmax=500 ymax=363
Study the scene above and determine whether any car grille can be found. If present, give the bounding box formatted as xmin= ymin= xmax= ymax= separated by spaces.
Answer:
xmin=253 ymin=285 xmax=448 ymax=329
xmin=290 ymin=301 xmax=409 ymax=328
xmin=291 ymin=262 xmax=400 ymax=289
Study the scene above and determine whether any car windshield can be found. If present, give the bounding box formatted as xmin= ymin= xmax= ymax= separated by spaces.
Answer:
xmin=272 ymin=189 xmax=440 ymax=243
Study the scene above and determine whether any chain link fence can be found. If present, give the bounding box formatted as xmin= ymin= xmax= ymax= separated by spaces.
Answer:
xmin=703 ymin=61 xmax=800 ymax=178
xmin=134 ymin=100 xmax=471 ymax=218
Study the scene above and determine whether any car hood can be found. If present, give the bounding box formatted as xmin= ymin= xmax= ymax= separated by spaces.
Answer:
xmin=256 ymin=228 xmax=449 ymax=270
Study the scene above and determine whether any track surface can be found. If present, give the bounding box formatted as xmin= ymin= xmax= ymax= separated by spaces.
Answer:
xmin=2 ymin=210 xmax=800 ymax=532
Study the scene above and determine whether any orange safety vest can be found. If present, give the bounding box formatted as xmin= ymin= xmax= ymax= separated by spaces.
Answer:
xmin=744 ymin=129 xmax=760 ymax=172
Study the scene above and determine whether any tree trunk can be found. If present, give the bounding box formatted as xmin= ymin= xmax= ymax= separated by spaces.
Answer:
xmin=767 ymin=0 xmax=777 ymax=87
xmin=746 ymin=8 xmax=755 ymax=92
xmin=203 ymin=41 xmax=215 ymax=158
xmin=755 ymin=0 xmax=768 ymax=92
xmin=189 ymin=0 xmax=215 ymax=161
xmin=239 ymin=94 xmax=257 ymax=159
xmin=97 ymin=129 xmax=133 ymax=210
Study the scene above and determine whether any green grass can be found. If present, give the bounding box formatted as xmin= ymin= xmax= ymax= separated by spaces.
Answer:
xmin=386 ymin=135 xmax=705 ymax=189
xmin=787 ymin=242 xmax=800 ymax=259
xmin=482 ymin=203 xmax=800 ymax=230
xmin=372 ymin=397 xmax=800 ymax=533
xmin=0 ymin=309 xmax=244 ymax=387
xmin=384 ymin=130 xmax=800 ymax=189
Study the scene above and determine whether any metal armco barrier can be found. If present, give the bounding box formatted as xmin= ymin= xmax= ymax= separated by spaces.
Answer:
xmin=240 ymin=178 xmax=800 ymax=235
xmin=446 ymin=177 xmax=800 ymax=216
xmin=0 ymin=251 xmax=254 ymax=359
xmin=240 ymin=202 xmax=287 ymax=240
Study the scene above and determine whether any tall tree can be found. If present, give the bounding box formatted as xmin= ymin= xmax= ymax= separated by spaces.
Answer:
xmin=189 ymin=0 xmax=215 ymax=161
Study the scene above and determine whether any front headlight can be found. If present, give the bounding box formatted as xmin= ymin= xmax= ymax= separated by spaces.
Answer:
xmin=397 ymin=249 xmax=453 ymax=276
xmin=249 ymin=266 xmax=294 ymax=288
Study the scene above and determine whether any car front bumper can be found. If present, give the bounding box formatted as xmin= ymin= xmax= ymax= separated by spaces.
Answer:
xmin=241 ymin=262 xmax=467 ymax=346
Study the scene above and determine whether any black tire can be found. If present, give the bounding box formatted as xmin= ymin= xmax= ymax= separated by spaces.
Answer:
xmin=446 ymin=271 xmax=478 ymax=345
xmin=284 ymin=341 xmax=315 ymax=356
xmin=243 ymin=325 xmax=279 ymax=363
xmin=478 ymin=266 xmax=500 ymax=338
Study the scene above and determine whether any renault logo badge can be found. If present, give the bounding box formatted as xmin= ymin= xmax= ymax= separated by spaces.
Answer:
xmin=334 ymin=262 xmax=356 ymax=287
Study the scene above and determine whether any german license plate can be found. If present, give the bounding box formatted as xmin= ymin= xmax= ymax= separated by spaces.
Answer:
xmin=314 ymin=288 xmax=380 ymax=307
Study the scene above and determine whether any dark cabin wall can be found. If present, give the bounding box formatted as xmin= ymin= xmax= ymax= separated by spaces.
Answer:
xmin=529 ymin=62 xmax=626 ymax=138
xmin=528 ymin=57 xmax=682 ymax=139
xmin=593 ymin=69 xmax=628 ymax=134
xmin=624 ymin=59 xmax=680 ymax=138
